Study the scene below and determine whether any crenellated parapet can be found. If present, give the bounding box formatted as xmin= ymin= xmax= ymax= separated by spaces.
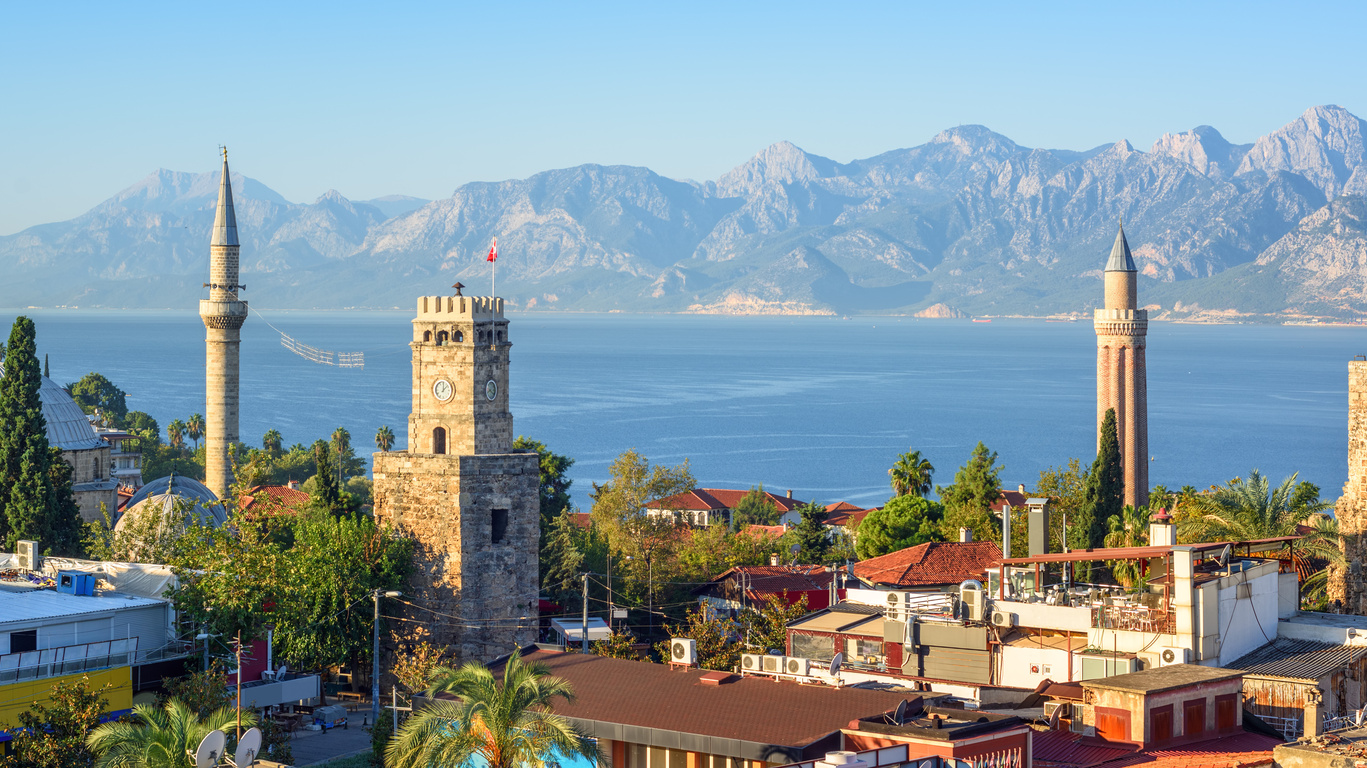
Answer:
xmin=1094 ymin=308 xmax=1149 ymax=338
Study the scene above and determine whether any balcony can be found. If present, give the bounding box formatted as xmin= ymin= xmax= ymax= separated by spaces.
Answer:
xmin=0 ymin=639 xmax=139 ymax=684
xmin=228 ymin=673 xmax=321 ymax=709
xmin=1090 ymin=604 xmax=1175 ymax=634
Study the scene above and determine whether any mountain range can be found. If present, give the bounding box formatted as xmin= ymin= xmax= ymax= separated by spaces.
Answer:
xmin=4 ymin=105 xmax=1366 ymax=319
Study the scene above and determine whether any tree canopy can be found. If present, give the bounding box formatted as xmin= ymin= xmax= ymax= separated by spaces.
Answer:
xmin=732 ymin=485 xmax=779 ymax=528
xmin=889 ymin=449 xmax=934 ymax=497
xmin=855 ymin=494 xmax=944 ymax=559
xmin=1074 ymin=409 xmax=1122 ymax=551
xmin=936 ymin=442 xmax=1002 ymax=545
xmin=66 ymin=373 xmax=127 ymax=423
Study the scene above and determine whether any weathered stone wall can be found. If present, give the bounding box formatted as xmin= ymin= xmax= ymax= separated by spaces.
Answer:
xmin=373 ymin=450 xmax=539 ymax=661
xmin=63 ymin=445 xmax=117 ymax=522
xmin=1332 ymin=360 xmax=1367 ymax=612
xmin=406 ymin=296 xmax=513 ymax=456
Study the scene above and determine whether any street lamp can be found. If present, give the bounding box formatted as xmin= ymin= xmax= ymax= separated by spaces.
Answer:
xmin=372 ymin=589 xmax=401 ymax=727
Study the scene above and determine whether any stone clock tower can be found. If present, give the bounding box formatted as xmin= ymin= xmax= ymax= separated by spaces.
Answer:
xmin=372 ymin=294 xmax=539 ymax=660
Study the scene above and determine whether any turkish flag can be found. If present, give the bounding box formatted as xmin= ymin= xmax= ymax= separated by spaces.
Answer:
xmin=487 ymin=238 xmax=498 ymax=262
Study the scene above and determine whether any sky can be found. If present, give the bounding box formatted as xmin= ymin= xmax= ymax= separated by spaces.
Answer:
xmin=2 ymin=1 xmax=1365 ymax=235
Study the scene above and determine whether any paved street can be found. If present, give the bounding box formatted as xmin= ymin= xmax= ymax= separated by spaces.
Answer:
xmin=285 ymin=701 xmax=377 ymax=766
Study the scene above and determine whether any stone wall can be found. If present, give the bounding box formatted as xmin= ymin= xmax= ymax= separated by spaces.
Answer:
xmin=372 ymin=449 xmax=539 ymax=661
xmin=1332 ymin=360 xmax=1367 ymax=612
xmin=1095 ymin=308 xmax=1150 ymax=510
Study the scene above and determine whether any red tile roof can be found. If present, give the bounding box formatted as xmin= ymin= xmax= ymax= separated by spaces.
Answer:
xmin=238 ymin=484 xmax=311 ymax=513
xmin=824 ymin=502 xmax=873 ymax=527
xmin=851 ymin=541 xmax=1003 ymax=587
xmin=1033 ymin=729 xmax=1281 ymax=768
xmin=647 ymin=488 xmax=804 ymax=513
xmin=997 ymin=489 xmax=1028 ymax=509
xmin=704 ymin=565 xmax=835 ymax=597
xmin=484 ymin=649 xmax=913 ymax=750
xmin=739 ymin=524 xmax=786 ymax=540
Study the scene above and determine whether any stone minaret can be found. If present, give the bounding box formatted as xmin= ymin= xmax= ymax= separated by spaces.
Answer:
xmin=372 ymin=294 xmax=539 ymax=659
xmin=199 ymin=150 xmax=247 ymax=500
xmin=1331 ymin=360 xmax=1367 ymax=613
xmin=1094 ymin=223 xmax=1149 ymax=509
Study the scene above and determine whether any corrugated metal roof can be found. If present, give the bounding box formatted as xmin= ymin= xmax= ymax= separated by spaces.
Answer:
xmin=1228 ymin=639 xmax=1367 ymax=682
xmin=1033 ymin=728 xmax=1135 ymax=767
xmin=0 ymin=589 xmax=166 ymax=625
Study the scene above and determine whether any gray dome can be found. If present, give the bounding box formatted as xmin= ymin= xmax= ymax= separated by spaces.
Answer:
xmin=39 ymin=376 xmax=104 ymax=451
xmin=116 ymin=474 xmax=226 ymax=531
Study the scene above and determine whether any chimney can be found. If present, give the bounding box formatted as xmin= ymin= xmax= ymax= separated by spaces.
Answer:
xmin=769 ymin=553 xmax=780 ymax=567
xmin=1150 ymin=507 xmax=1174 ymax=547
xmin=959 ymin=527 xmax=973 ymax=543
xmin=1029 ymin=499 xmax=1050 ymax=557
xmin=287 ymin=480 xmax=300 ymax=490
xmin=1018 ymin=483 xmax=1026 ymax=494
xmin=1002 ymin=501 xmax=1011 ymax=561
xmin=787 ymin=489 xmax=793 ymax=499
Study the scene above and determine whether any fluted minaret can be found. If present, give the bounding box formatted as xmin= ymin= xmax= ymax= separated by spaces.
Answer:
xmin=199 ymin=150 xmax=247 ymax=500
xmin=1095 ymin=223 xmax=1149 ymax=509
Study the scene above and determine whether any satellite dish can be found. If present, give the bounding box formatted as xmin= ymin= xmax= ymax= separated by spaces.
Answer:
xmin=789 ymin=543 xmax=801 ymax=555
xmin=894 ymin=699 xmax=908 ymax=725
xmin=829 ymin=652 xmax=844 ymax=677
xmin=1218 ymin=544 xmax=1232 ymax=567
xmin=234 ymin=727 xmax=262 ymax=767
xmin=1048 ymin=705 xmax=1062 ymax=729
xmin=193 ymin=730 xmax=227 ymax=768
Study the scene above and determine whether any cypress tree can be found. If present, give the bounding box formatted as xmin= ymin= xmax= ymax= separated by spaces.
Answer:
xmin=1073 ymin=408 xmax=1124 ymax=552
xmin=46 ymin=446 xmax=86 ymax=556
xmin=310 ymin=440 xmax=345 ymax=516
xmin=1 ymin=317 xmax=56 ymax=551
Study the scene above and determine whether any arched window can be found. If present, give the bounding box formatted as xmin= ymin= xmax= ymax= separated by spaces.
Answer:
xmin=423 ymin=330 xmax=432 ymax=342
xmin=436 ymin=331 xmax=449 ymax=345
xmin=454 ymin=330 xmax=464 ymax=343
xmin=496 ymin=331 xmax=503 ymax=343
xmin=433 ymin=427 xmax=446 ymax=455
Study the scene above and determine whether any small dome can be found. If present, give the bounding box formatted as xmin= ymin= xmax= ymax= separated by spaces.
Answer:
xmin=39 ymin=376 xmax=104 ymax=451
xmin=116 ymin=474 xmax=226 ymax=531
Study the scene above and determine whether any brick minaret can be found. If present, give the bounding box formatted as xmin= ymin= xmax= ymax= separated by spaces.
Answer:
xmin=199 ymin=150 xmax=247 ymax=500
xmin=372 ymin=294 xmax=539 ymax=659
xmin=1094 ymin=223 xmax=1148 ymax=509
xmin=1331 ymin=360 xmax=1367 ymax=613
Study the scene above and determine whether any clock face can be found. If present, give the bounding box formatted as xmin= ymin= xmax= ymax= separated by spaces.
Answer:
xmin=485 ymin=379 xmax=498 ymax=401
xmin=432 ymin=378 xmax=454 ymax=402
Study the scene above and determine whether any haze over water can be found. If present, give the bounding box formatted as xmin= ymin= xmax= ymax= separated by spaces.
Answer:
xmin=7 ymin=309 xmax=1360 ymax=511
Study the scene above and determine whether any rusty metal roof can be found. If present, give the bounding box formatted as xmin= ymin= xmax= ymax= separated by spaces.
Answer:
xmin=1228 ymin=639 xmax=1367 ymax=682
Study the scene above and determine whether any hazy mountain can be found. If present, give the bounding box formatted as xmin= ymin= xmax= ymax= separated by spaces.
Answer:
xmin=4 ymin=105 xmax=1367 ymax=318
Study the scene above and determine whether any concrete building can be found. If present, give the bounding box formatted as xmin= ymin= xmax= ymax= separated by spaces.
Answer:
xmin=38 ymin=376 xmax=118 ymax=522
xmin=694 ymin=565 xmax=843 ymax=616
xmin=199 ymin=149 xmax=247 ymax=501
xmin=372 ymin=294 xmax=539 ymax=660
xmin=1094 ymin=223 xmax=1149 ymax=509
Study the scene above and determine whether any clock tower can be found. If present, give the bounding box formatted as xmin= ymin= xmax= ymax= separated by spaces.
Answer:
xmin=372 ymin=293 xmax=539 ymax=660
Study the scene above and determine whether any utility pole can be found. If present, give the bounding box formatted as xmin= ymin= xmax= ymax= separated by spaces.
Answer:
xmin=581 ymin=573 xmax=590 ymax=653
xmin=372 ymin=589 xmax=401 ymax=728
xmin=235 ymin=630 xmax=242 ymax=739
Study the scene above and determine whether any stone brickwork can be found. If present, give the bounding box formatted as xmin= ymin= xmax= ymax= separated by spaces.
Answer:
xmin=1095 ymin=230 xmax=1150 ymax=511
xmin=199 ymin=155 xmax=246 ymax=502
xmin=372 ymin=293 xmax=538 ymax=661
xmin=1331 ymin=360 xmax=1367 ymax=613
xmin=63 ymin=446 xmax=118 ymax=523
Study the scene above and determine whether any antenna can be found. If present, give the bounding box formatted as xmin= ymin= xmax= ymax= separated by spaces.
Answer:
xmin=232 ymin=727 xmax=262 ymax=767
xmin=192 ymin=730 xmax=227 ymax=768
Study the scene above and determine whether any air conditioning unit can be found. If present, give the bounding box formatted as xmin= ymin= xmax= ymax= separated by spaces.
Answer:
xmin=960 ymin=588 xmax=985 ymax=622
xmin=669 ymin=638 xmax=697 ymax=665
xmin=761 ymin=654 xmax=787 ymax=674
xmin=16 ymin=540 xmax=37 ymax=571
xmin=990 ymin=610 xmax=1015 ymax=628
xmin=1158 ymin=647 xmax=1189 ymax=666
xmin=740 ymin=653 xmax=765 ymax=672
xmin=1044 ymin=701 xmax=1072 ymax=720
xmin=785 ymin=656 xmax=812 ymax=676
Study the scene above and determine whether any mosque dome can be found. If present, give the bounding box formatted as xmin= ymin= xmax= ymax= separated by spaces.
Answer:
xmin=39 ymin=376 xmax=105 ymax=450
xmin=116 ymin=473 xmax=226 ymax=531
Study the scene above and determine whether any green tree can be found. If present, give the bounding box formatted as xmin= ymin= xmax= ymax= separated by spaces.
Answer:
xmin=44 ymin=446 xmax=86 ymax=556
xmin=732 ymin=485 xmax=779 ymax=528
xmin=1104 ymin=505 xmax=1150 ymax=587
xmin=166 ymin=420 xmax=185 ymax=449
xmin=185 ymin=413 xmax=204 ymax=450
xmin=590 ymin=449 xmax=694 ymax=610
xmin=308 ymin=441 xmax=347 ymax=517
xmin=746 ymin=593 xmax=811 ymax=653
xmin=1 ymin=317 xmax=61 ymax=551
xmin=889 ymin=449 xmax=934 ymax=498
xmin=592 ymin=631 xmax=641 ymax=660
xmin=782 ymin=500 xmax=832 ymax=563
xmin=66 ymin=373 xmax=128 ymax=424
xmin=855 ymin=495 xmax=945 ymax=559
xmin=387 ymin=654 xmax=598 ymax=768
xmin=85 ymin=700 xmax=256 ymax=768
xmin=156 ymin=663 xmax=230 ymax=718
xmin=4 ymin=675 xmax=111 ymax=768
xmin=374 ymin=425 xmax=395 ymax=452
xmin=330 ymin=427 xmax=351 ymax=483
xmin=542 ymin=507 xmax=585 ymax=610
xmin=936 ymin=442 xmax=1003 ymax=545
xmin=261 ymin=429 xmax=283 ymax=457
xmin=1036 ymin=459 xmax=1089 ymax=553
xmin=657 ymin=605 xmax=740 ymax=671
xmin=124 ymin=412 xmax=160 ymax=442
xmin=513 ymin=435 xmax=575 ymax=537
xmin=1074 ymin=409 xmax=1122 ymax=552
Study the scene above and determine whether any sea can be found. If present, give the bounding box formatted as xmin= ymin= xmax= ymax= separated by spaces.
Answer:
xmin=4 ymin=308 xmax=1363 ymax=512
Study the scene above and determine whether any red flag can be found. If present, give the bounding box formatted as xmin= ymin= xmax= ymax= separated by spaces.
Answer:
xmin=487 ymin=237 xmax=498 ymax=262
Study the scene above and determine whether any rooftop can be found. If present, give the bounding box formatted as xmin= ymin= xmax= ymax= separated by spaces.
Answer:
xmin=1035 ymin=729 xmax=1280 ymax=768
xmin=1228 ymin=638 xmax=1367 ymax=682
xmin=646 ymin=488 xmax=805 ymax=513
xmin=0 ymin=588 xmax=165 ymax=625
xmin=1081 ymin=663 xmax=1245 ymax=695
xmin=851 ymin=541 xmax=1002 ymax=587
xmin=698 ymin=565 xmax=835 ymax=597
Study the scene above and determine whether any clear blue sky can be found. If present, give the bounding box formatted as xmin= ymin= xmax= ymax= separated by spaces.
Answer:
xmin=2 ymin=0 xmax=1364 ymax=235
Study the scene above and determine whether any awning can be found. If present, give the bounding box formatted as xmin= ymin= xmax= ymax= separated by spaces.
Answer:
xmin=551 ymin=618 xmax=613 ymax=642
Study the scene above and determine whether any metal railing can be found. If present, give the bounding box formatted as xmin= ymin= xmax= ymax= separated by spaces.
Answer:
xmin=1090 ymin=604 xmax=1175 ymax=634
xmin=0 ymin=639 xmax=139 ymax=684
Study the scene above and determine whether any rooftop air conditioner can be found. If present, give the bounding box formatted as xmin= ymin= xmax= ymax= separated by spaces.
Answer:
xmin=1044 ymin=701 xmax=1072 ymax=720
xmin=761 ymin=654 xmax=787 ymax=674
xmin=960 ymin=587 xmax=985 ymax=623
xmin=1158 ymin=647 xmax=1188 ymax=666
xmin=786 ymin=656 xmax=812 ymax=676
xmin=670 ymin=638 xmax=697 ymax=665
xmin=740 ymin=653 xmax=765 ymax=673
xmin=990 ymin=610 xmax=1015 ymax=628
xmin=16 ymin=540 xmax=37 ymax=571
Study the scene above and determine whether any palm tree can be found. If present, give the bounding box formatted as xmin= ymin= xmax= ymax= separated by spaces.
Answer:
xmin=262 ymin=429 xmax=283 ymax=457
xmin=387 ymin=653 xmax=599 ymax=768
xmin=375 ymin=425 xmax=395 ymax=452
xmin=331 ymin=427 xmax=351 ymax=483
xmin=1104 ymin=505 xmax=1150 ymax=588
xmin=86 ymin=700 xmax=256 ymax=768
xmin=889 ymin=449 xmax=934 ymax=498
xmin=1179 ymin=470 xmax=1329 ymax=544
xmin=166 ymin=419 xmax=185 ymax=449
xmin=186 ymin=413 xmax=205 ymax=450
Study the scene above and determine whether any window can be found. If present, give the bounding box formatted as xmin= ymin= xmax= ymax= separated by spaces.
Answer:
xmin=847 ymin=637 xmax=883 ymax=661
xmin=1150 ymin=704 xmax=1173 ymax=743
xmin=432 ymin=427 xmax=446 ymax=455
xmin=423 ymin=330 xmax=432 ymax=342
xmin=492 ymin=508 xmax=509 ymax=544
xmin=436 ymin=331 xmax=449 ymax=345
xmin=9 ymin=629 xmax=37 ymax=653
xmin=790 ymin=632 xmax=833 ymax=661
xmin=454 ymin=331 xmax=464 ymax=343
xmin=1183 ymin=699 xmax=1206 ymax=738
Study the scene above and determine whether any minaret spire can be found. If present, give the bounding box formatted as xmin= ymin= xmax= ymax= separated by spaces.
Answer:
xmin=211 ymin=147 xmax=238 ymax=248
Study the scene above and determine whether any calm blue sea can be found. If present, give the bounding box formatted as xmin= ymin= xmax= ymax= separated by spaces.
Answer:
xmin=3 ymin=309 xmax=1362 ymax=511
